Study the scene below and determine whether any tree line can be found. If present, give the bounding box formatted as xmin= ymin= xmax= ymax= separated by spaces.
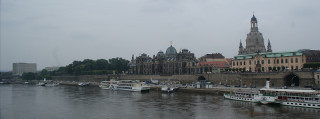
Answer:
xmin=22 ymin=57 xmax=129 ymax=80
xmin=53 ymin=58 xmax=129 ymax=75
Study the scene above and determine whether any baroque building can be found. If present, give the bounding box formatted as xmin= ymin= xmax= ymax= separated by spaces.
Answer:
xmin=232 ymin=51 xmax=306 ymax=72
xmin=238 ymin=14 xmax=272 ymax=55
xmin=128 ymin=44 xmax=198 ymax=75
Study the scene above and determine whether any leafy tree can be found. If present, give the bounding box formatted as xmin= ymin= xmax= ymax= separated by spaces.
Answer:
xmin=52 ymin=57 xmax=129 ymax=75
xmin=303 ymin=63 xmax=320 ymax=69
xmin=22 ymin=72 xmax=36 ymax=80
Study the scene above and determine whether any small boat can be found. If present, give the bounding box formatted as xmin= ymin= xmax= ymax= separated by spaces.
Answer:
xmin=99 ymin=79 xmax=119 ymax=90
xmin=78 ymin=82 xmax=90 ymax=87
xmin=116 ymin=80 xmax=150 ymax=92
xmin=37 ymin=82 xmax=46 ymax=86
xmin=161 ymin=85 xmax=169 ymax=92
xmin=161 ymin=85 xmax=179 ymax=93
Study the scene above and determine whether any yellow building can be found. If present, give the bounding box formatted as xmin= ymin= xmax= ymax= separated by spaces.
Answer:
xmin=231 ymin=51 xmax=306 ymax=72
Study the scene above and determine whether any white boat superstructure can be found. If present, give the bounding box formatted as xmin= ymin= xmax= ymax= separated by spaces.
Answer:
xmin=258 ymin=88 xmax=320 ymax=108
xmin=99 ymin=79 xmax=119 ymax=90
xmin=224 ymin=92 xmax=260 ymax=102
xmin=224 ymin=79 xmax=320 ymax=108
xmin=116 ymin=80 xmax=150 ymax=92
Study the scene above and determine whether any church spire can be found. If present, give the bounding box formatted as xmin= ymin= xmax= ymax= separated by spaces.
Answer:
xmin=250 ymin=14 xmax=258 ymax=32
xmin=238 ymin=40 xmax=245 ymax=55
xmin=267 ymin=39 xmax=272 ymax=52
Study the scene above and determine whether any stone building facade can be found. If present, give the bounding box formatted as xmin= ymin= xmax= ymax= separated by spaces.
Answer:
xmin=128 ymin=45 xmax=198 ymax=75
xmin=232 ymin=51 xmax=306 ymax=72
xmin=238 ymin=14 xmax=272 ymax=55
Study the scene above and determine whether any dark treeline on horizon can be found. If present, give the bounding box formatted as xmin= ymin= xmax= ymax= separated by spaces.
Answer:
xmin=54 ymin=57 xmax=129 ymax=76
xmin=20 ymin=57 xmax=129 ymax=80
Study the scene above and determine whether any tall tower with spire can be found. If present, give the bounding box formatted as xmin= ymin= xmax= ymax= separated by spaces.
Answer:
xmin=238 ymin=40 xmax=245 ymax=55
xmin=238 ymin=14 xmax=271 ymax=55
xmin=267 ymin=39 xmax=272 ymax=52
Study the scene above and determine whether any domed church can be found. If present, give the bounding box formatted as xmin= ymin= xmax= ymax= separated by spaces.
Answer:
xmin=128 ymin=44 xmax=198 ymax=75
xmin=238 ymin=14 xmax=272 ymax=55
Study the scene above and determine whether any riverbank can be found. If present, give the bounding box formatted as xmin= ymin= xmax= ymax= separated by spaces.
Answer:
xmin=58 ymin=81 xmax=255 ymax=95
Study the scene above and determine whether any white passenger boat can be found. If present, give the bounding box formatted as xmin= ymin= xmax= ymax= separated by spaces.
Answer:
xmin=116 ymin=80 xmax=150 ymax=92
xmin=224 ymin=91 xmax=260 ymax=102
xmin=99 ymin=79 xmax=119 ymax=90
xmin=224 ymin=79 xmax=320 ymax=108
xmin=258 ymin=88 xmax=320 ymax=108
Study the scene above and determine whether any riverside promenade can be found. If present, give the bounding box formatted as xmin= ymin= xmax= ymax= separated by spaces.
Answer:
xmin=58 ymin=81 xmax=255 ymax=95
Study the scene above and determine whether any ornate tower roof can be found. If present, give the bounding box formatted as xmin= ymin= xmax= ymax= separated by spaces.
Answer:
xmin=251 ymin=14 xmax=257 ymax=22
xmin=157 ymin=51 xmax=165 ymax=57
xmin=267 ymin=39 xmax=272 ymax=52
xmin=250 ymin=14 xmax=259 ymax=32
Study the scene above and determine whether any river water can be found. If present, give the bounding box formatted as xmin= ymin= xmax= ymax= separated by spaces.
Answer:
xmin=1 ymin=84 xmax=319 ymax=119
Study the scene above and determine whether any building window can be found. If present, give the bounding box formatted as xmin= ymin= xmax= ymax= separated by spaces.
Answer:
xmin=244 ymin=61 xmax=246 ymax=65
xmin=249 ymin=60 xmax=251 ymax=65
xmin=281 ymin=59 xmax=283 ymax=63
xmin=237 ymin=62 xmax=238 ymax=66
xmin=285 ymin=59 xmax=288 ymax=63
xmin=291 ymin=58 xmax=293 ymax=63
xmin=240 ymin=62 xmax=242 ymax=65
xmin=296 ymin=66 xmax=299 ymax=70
xmin=262 ymin=67 xmax=265 ymax=72
xmin=277 ymin=59 xmax=279 ymax=64
xmin=262 ymin=60 xmax=264 ymax=64
xmin=268 ymin=59 xmax=270 ymax=64
xmin=274 ymin=59 xmax=276 ymax=64
xmin=296 ymin=58 xmax=298 ymax=63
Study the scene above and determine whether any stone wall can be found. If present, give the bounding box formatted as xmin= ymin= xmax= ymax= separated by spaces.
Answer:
xmin=52 ymin=71 xmax=315 ymax=88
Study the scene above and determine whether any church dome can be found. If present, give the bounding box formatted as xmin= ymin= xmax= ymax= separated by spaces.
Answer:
xmin=165 ymin=45 xmax=177 ymax=56
xmin=157 ymin=51 xmax=165 ymax=57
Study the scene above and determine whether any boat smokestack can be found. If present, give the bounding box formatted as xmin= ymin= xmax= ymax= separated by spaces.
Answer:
xmin=266 ymin=78 xmax=270 ymax=89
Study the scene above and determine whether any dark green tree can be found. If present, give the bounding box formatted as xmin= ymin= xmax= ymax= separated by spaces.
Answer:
xmin=22 ymin=72 xmax=36 ymax=80
xmin=303 ymin=63 xmax=320 ymax=69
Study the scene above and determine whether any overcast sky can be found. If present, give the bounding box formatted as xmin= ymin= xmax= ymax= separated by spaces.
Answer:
xmin=1 ymin=0 xmax=320 ymax=71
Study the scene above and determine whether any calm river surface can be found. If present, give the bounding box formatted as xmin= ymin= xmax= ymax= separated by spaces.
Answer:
xmin=1 ymin=84 xmax=320 ymax=119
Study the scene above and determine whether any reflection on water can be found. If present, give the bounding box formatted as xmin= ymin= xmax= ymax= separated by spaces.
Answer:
xmin=1 ymin=84 xmax=320 ymax=119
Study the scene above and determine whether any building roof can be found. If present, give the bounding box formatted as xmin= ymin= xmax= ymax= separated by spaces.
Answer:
xmin=198 ymin=61 xmax=230 ymax=68
xmin=233 ymin=51 xmax=303 ymax=60
xmin=165 ymin=45 xmax=177 ymax=56
xmin=251 ymin=14 xmax=257 ymax=22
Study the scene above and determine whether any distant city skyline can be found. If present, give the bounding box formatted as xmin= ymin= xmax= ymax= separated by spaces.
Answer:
xmin=1 ymin=0 xmax=320 ymax=71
